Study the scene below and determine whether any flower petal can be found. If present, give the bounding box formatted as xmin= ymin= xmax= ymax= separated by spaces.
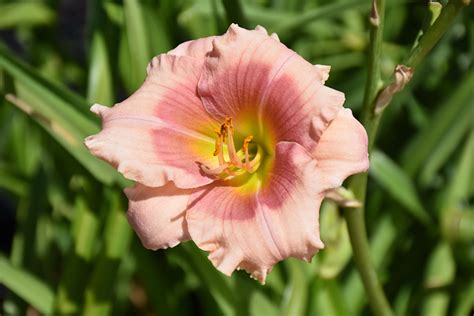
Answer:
xmin=85 ymin=54 xmax=220 ymax=188
xmin=314 ymin=64 xmax=331 ymax=84
xmin=198 ymin=24 xmax=344 ymax=152
xmin=254 ymin=25 xmax=280 ymax=41
xmin=167 ymin=36 xmax=216 ymax=58
xmin=125 ymin=182 xmax=192 ymax=249
xmin=186 ymin=142 xmax=325 ymax=283
xmin=314 ymin=108 xmax=369 ymax=189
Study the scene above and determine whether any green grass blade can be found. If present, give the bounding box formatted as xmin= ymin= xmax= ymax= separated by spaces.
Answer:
xmin=178 ymin=243 xmax=238 ymax=315
xmin=421 ymin=242 xmax=455 ymax=316
xmin=452 ymin=279 xmax=474 ymax=316
xmin=143 ymin=2 xmax=173 ymax=55
xmin=424 ymin=242 xmax=455 ymax=289
xmin=275 ymin=0 xmax=368 ymax=39
xmin=402 ymin=70 xmax=474 ymax=176
xmin=132 ymin=242 xmax=179 ymax=315
xmin=0 ymin=163 xmax=27 ymax=196
xmin=280 ymin=259 xmax=308 ymax=316
xmin=0 ymin=3 xmax=55 ymax=29
xmin=86 ymin=1 xmax=114 ymax=106
xmin=87 ymin=31 xmax=114 ymax=106
xmin=343 ymin=215 xmax=397 ymax=314
xmin=82 ymin=195 xmax=132 ymax=316
xmin=249 ymin=291 xmax=279 ymax=316
xmin=419 ymin=106 xmax=472 ymax=186
xmin=0 ymin=45 xmax=125 ymax=185
xmin=123 ymin=0 xmax=151 ymax=91
xmin=370 ymin=150 xmax=432 ymax=225
xmin=441 ymin=133 xmax=474 ymax=241
xmin=0 ymin=256 xmax=54 ymax=314
xmin=55 ymin=198 xmax=100 ymax=314
xmin=0 ymin=45 xmax=91 ymax=115
xmin=441 ymin=132 xmax=473 ymax=211
xmin=319 ymin=202 xmax=351 ymax=279
xmin=222 ymin=0 xmax=248 ymax=27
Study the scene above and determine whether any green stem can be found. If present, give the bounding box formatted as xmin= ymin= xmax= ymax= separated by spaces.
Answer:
xmin=343 ymin=0 xmax=469 ymax=315
xmin=344 ymin=1 xmax=392 ymax=315
xmin=406 ymin=0 xmax=469 ymax=69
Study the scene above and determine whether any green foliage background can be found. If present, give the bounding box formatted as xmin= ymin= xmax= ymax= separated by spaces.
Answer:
xmin=0 ymin=0 xmax=472 ymax=315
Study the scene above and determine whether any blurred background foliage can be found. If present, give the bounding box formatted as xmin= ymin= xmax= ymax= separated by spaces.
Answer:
xmin=0 ymin=0 xmax=472 ymax=315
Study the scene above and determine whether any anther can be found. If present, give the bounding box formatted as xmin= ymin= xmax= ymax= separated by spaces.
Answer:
xmin=202 ymin=117 xmax=261 ymax=179
xmin=242 ymin=135 xmax=254 ymax=168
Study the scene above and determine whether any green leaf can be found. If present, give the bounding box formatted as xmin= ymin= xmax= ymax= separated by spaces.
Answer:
xmin=82 ymin=206 xmax=132 ymax=316
xmin=249 ymin=291 xmax=279 ymax=316
xmin=222 ymin=0 xmax=248 ymax=27
xmin=275 ymin=0 xmax=368 ymax=40
xmin=142 ymin=2 xmax=173 ymax=55
xmin=7 ymin=112 xmax=42 ymax=176
xmin=441 ymin=133 xmax=474 ymax=242
xmin=343 ymin=215 xmax=397 ymax=315
xmin=55 ymin=198 xmax=100 ymax=315
xmin=424 ymin=242 xmax=455 ymax=288
xmin=421 ymin=244 xmax=455 ymax=316
xmin=370 ymin=150 xmax=432 ymax=225
xmin=133 ymin=243 xmax=179 ymax=315
xmin=281 ymin=259 xmax=308 ymax=316
xmin=0 ymin=256 xmax=54 ymax=314
xmin=452 ymin=279 xmax=474 ymax=316
xmin=0 ymin=45 xmax=125 ymax=186
xmin=122 ymin=0 xmax=151 ymax=92
xmin=441 ymin=132 xmax=474 ymax=211
xmin=402 ymin=70 xmax=474 ymax=176
xmin=319 ymin=202 xmax=351 ymax=279
xmin=0 ymin=3 xmax=55 ymax=29
xmin=309 ymin=278 xmax=349 ymax=315
xmin=0 ymin=163 xmax=27 ymax=196
xmin=87 ymin=29 xmax=114 ymax=106
xmin=178 ymin=243 xmax=238 ymax=315
xmin=419 ymin=94 xmax=473 ymax=186
xmin=421 ymin=292 xmax=450 ymax=316
xmin=103 ymin=2 xmax=124 ymax=25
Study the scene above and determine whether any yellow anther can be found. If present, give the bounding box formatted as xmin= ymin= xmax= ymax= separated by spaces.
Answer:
xmin=213 ymin=138 xmax=221 ymax=156
xmin=219 ymin=117 xmax=233 ymax=139
xmin=224 ymin=117 xmax=234 ymax=133
xmin=213 ymin=129 xmax=222 ymax=156
xmin=242 ymin=135 xmax=253 ymax=152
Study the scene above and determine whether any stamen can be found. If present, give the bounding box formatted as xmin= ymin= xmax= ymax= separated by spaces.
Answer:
xmin=223 ymin=117 xmax=240 ymax=164
xmin=201 ymin=163 xmax=231 ymax=175
xmin=213 ymin=129 xmax=225 ymax=166
xmin=247 ymin=152 xmax=262 ymax=172
xmin=201 ymin=117 xmax=262 ymax=179
xmin=242 ymin=135 xmax=253 ymax=168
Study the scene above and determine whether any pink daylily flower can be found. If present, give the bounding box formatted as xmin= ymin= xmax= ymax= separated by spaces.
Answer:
xmin=85 ymin=24 xmax=369 ymax=283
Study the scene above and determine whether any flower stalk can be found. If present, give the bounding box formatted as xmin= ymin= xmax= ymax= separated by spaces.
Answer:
xmin=343 ymin=0 xmax=469 ymax=315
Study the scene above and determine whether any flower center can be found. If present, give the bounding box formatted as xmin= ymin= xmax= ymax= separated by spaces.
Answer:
xmin=201 ymin=117 xmax=263 ymax=179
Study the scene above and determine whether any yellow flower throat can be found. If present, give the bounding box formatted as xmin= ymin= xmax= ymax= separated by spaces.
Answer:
xmin=201 ymin=117 xmax=262 ymax=179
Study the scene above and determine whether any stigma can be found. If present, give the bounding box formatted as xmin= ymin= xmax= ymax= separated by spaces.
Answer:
xmin=201 ymin=117 xmax=262 ymax=179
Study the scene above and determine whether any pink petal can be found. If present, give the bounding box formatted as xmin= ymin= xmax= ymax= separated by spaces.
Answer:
xmin=85 ymin=54 xmax=220 ymax=188
xmin=125 ymin=182 xmax=192 ymax=249
xmin=314 ymin=108 xmax=369 ymax=189
xmin=167 ymin=36 xmax=216 ymax=58
xmin=186 ymin=142 xmax=325 ymax=283
xmin=314 ymin=64 xmax=331 ymax=84
xmin=254 ymin=25 xmax=280 ymax=41
xmin=198 ymin=24 xmax=344 ymax=152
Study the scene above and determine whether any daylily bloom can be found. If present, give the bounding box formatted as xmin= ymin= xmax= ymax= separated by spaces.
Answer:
xmin=85 ymin=24 xmax=369 ymax=283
